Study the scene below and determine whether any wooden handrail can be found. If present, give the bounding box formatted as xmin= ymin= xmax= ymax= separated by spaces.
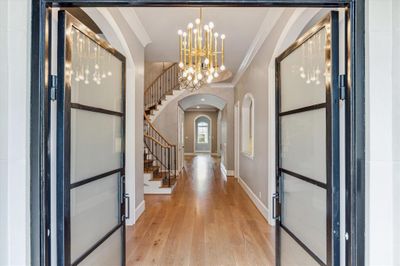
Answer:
xmin=144 ymin=134 xmax=170 ymax=148
xmin=144 ymin=114 xmax=175 ymax=147
xmin=144 ymin=63 xmax=178 ymax=95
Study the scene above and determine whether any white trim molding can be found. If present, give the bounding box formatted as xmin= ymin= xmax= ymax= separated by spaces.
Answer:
xmin=134 ymin=200 xmax=146 ymax=223
xmin=238 ymin=177 xmax=271 ymax=224
xmin=119 ymin=8 xmax=152 ymax=47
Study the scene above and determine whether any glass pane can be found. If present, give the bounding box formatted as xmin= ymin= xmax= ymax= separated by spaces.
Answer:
xmin=70 ymin=174 xmax=120 ymax=262
xmin=70 ymin=27 xmax=123 ymax=112
xmin=71 ymin=109 xmax=122 ymax=183
xmin=280 ymin=28 xmax=327 ymax=112
xmin=281 ymin=108 xmax=326 ymax=183
xmin=281 ymin=174 xmax=326 ymax=263
xmin=79 ymin=228 xmax=122 ymax=266
xmin=281 ymin=229 xmax=320 ymax=266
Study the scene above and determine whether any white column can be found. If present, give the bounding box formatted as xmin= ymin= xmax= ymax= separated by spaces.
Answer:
xmin=0 ymin=0 xmax=31 ymax=265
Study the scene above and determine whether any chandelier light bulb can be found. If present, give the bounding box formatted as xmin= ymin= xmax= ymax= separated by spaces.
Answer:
xmin=188 ymin=66 xmax=194 ymax=73
xmin=220 ymin=65 xmax=225 ymax=71
xmin=95 ymin=64 xmax=99 ymax=70
xmin=85 ymin=69 xmax=90 ymax=74
xmin=188 ymin=23 xmax=194 ymax=29
xmin=178 ymin=30 xmax=183 ymax=35
xmin=221 ymin=34 xmax=226 ymax=40
xmin=183 ymin=32 xmax=187 ymax=37
xmin=197 ymin=73 xmax=203 ymax=80
xmin=299 ymin=66 xmax=304 ymax=72
xmin=204 ymin=58 xmax=209 ymax=65
xmin=84 ymin=80 xmax=89 ymax=85
xmin=300 ymin=72 xmax=306 ymax=79
xmin=214 ymin=32 xmax=219 ymax=38
xmin=209 ymin=22 xmax=214 ymax=29
xmin=179 ymin=62 xmax=184 ymax=68
xmin=204 ymin=25 xmax=209 ymax=31
xmin=193 ymin=79 xmax=198 ymax=85
xmin=108 ymin=71 xmax=112 ymax=76
xmin=210 ymin=67 xmax=215 ymax=73
xmin=102 ymin=73 xmax=106 ymax=78
xmin=193 ymin=29 xmax=198 ymax=34
xmin=316 ymin=80 xmax=321 ymax=85
xmin=188 ymin=75 xmax=193 ymax=81
xmin=195 ymin=18 xmax=201 ymax=24
xmin=75 ymin=76 xmax=80 ymax=82
xmin=214 ymin=72 xmax=219 ymax=78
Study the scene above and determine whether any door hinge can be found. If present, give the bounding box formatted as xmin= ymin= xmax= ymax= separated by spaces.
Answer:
xmin=339 ymin=74 xmax=346 ymax=100
xmin=50 ymin=75 xmax=57 ymax=101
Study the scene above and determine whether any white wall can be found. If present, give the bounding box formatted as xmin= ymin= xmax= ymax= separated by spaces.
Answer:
xmin=365 ymin=0 xmax=400 ymax=264
xmin=0 ymin=0 xmax=31 ymax=265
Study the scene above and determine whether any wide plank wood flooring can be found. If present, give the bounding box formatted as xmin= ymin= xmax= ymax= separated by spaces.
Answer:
xmin=126 ymin=154 xmax=275 ymax=266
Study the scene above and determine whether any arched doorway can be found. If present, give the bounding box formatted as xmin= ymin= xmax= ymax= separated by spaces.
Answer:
xmin=194 ymin=115 xmax=212 ymax=153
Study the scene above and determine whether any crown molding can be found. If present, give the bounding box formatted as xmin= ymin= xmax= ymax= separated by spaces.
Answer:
xmin=231 ymin=9 xmax=284 ymax=86
xmin=207 ymin=82 xmax=234 ymax=89
xmin=119 ymin=8 xmax=152 ymax=47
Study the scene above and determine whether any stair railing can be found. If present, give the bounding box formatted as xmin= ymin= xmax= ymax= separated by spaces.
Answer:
xmin=144 ymin=114 xmax=177 ymax=187
xmin=144 ymin=63 xmax=180 ymax=111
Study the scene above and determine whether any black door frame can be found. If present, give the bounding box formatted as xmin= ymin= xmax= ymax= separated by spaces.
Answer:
xmin=275 ymin=12 xmax=340 ymax=266
xmin=30 ymin=1 xmax=365 ymax=266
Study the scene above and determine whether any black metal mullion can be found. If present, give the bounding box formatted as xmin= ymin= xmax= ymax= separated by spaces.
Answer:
xmin=280 ymin=225 xmax=326 ymax=266
xmin=279 ymin=103 xmax=326 ymax=116
xmin=70 ymin=103 xmax=124 ymax=117
xmin=70 ymin=168 xmax=123 ymax=189
xmin=71 ymin=223 xmax=124 ymax=266
xmin=280 ymin=168 xmax=327 ymax=189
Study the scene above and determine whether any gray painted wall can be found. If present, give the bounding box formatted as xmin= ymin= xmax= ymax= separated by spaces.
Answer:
xmin=109 ymin=9 xmax=145 ymax=209
xmin=234 ymin=9 xmax=295 ymax=207
xmin=184 ymin=111 xmax=218 ymax=154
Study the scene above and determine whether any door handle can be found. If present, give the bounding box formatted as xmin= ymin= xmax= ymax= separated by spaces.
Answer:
xmin=272 ymin=193 xmax=279 ymax=220
xmin=124 ymin=193 xmax=130 ymax=219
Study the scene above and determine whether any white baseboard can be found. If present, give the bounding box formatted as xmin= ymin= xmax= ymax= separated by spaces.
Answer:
xmin=184 ymin=153 xmax=195 ymax=156
xmin=227 ymin=170 xmax=235 ymax=176
xmin=237 ymin=177 xmax=270 ymax=223
xmin=135 ymin=200 xmax=145 ymax=223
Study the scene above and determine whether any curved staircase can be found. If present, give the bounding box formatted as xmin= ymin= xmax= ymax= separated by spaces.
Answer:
xmin=143 ymin=63 xmax=181 ymax=194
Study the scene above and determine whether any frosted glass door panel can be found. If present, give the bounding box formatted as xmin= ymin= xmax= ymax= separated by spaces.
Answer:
xmin=280 ymin=28 xmax=326 ymax=112
xmin=70 ymin=27 xmax=123 ymax=112
xmin=71 ymin=109 xmax=122 ymax=183
xmin=281 ymin=229 xmax=320 ymax=266
xmin=281 ymin=108 xmax=326 ymax=183
xmin=70 ymin=174 xmax=120 ymax=262
xmin=281 ymin=174 xmax=326 ymax=263
xmin=79 ymin=229 xmax=122 ymax=266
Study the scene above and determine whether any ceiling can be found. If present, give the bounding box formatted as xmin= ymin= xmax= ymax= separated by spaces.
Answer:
xmin=179 ymin=94 xmax=226 ymax=111
xmin=133 ymin=7 xmax=269 ymax=81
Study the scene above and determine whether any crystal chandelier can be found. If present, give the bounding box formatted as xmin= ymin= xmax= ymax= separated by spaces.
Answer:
xmin=177 ymin=8 xmax=226 ymax=91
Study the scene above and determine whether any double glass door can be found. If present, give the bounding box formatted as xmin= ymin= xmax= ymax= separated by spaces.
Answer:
xmin=56 ymin=11 xmax=126 ymax=266
xmin=275 ymin=12 xmax=340 ymax=266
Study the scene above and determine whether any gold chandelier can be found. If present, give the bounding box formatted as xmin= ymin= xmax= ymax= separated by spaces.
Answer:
xmin=177 ymin=8 xmax=226 ymax=91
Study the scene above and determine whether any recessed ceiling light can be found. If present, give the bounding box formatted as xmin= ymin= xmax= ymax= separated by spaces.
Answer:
xmin=196 ymin=106 xmax=200 ymax=109
xmin=201 ymin=98 xmax=205 ymax=102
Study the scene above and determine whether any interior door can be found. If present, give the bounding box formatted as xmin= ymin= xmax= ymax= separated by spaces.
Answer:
xmin=57 ymin=11 xmax=126 ymax=266
xmin=275 ymin=12 xmax=340 ymax=266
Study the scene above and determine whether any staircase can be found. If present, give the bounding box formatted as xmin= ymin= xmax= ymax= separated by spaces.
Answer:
xmin=143 ymin=63 xmax=181 ymax=194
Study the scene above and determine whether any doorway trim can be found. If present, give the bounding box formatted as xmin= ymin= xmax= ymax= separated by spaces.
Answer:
xmin=30 ymin=1 xmax=365 ymax=266
xmin=194 ymin=114 xmax=212 ymax=153
xmin=234 ymin=101 xmax=240 ymax=178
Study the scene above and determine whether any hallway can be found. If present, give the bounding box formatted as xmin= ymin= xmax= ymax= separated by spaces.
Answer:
xmin=126 ymin=155 xmax=274 ymax=265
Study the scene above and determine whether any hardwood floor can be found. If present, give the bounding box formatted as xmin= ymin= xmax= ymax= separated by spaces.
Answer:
xmin=126 ymin=154 xmax=275 ymax=266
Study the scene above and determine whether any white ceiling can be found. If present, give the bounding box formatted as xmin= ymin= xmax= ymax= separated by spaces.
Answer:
xmin=179 ymin=94 xmax=226 ymax=110
xmin=133 ymin=7 xmax=269 ymax=80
